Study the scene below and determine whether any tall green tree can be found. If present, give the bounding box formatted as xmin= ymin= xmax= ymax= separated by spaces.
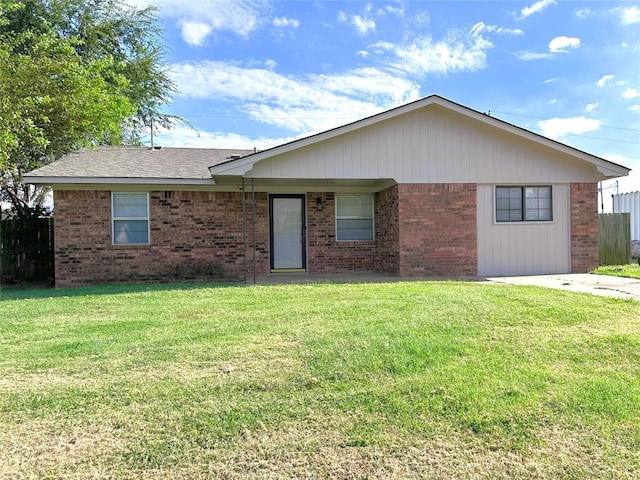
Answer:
xmin=0 ymin=0 xmax=178 ymax=212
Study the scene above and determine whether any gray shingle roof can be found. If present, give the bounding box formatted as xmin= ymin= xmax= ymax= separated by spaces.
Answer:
xmin=25 ymin=146 xmax=252 ymax=180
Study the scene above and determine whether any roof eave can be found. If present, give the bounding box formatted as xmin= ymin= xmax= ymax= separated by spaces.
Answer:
xmin=23 ymin=176 xmax=216 ymax=186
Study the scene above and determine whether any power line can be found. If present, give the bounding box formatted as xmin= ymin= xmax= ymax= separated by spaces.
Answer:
xmin=490 ymin=110 xmax=640 ymax=133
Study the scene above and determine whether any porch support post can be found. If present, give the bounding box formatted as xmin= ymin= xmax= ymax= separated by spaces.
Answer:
xmin=241 ymin=177 xmax=246 ymax=284
xmin=252 ymin=178 xmax=256 ymax=284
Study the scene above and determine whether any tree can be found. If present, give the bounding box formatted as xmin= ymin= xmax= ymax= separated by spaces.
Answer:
xmin=0 ymin=0 xmax=178 ymax=211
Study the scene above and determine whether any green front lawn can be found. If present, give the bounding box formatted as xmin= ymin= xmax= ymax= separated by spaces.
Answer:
xmin=1 ymin=281 xmax=639 ymax=478
xmin=593 ymin=263 xmax=640 ymax=279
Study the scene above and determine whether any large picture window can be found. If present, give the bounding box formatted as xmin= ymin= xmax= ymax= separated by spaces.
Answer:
xmin=336 ymin=194 xmax=374 ymax=241
xmin=112 ymin=192 xmax=149 ymax=244
xmin=496 ymin=186 xmax=552 ymax=222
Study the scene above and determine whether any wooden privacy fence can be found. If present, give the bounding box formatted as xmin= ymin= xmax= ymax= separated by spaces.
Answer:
xmin=599 ymin=213 xmax=630 ymax=266
xmin=1 ymin=217 xmax=54 ymax=282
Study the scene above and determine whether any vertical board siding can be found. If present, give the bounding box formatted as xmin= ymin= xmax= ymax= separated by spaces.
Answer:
xmin=477 ymin=184 xmax=571 ymax=276
xmin=249 ymin=108 xmax=600 ymax=184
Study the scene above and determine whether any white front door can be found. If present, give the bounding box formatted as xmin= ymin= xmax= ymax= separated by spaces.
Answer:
xmin=270 ymin=195 xmax=305 ymax=270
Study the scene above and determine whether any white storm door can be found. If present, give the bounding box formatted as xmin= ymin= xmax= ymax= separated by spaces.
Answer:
xmin=270 ymin=195 xmax=305 ymax=270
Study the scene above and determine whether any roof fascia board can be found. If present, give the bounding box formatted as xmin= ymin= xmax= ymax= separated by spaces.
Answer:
xmin=23 ymin=176 xmax=216 ymax=186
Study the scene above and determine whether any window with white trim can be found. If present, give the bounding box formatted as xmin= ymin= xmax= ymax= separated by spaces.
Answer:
xmin=112 ymin=192 xmax=149 ymax=244
xmin=496 ymin=186 xmax=552 ymax=222
xmin=336 ymin=194 xmax=374 ymax=241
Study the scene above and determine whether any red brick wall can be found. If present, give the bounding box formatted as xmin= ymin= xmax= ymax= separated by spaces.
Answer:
xmin=397 ymin=184 xmax=477 ymax=276
xmin=375 ymin=185 xmax=400 ymax=274
xmin=53 ymin=190 xmax=269 ymax=287
xmin=54 ymin=184 xmax=482 ymax=286
xmin=570 ymin=182 xmax=599 ymax=273
xmin=306 ymin=192 xmax=377 ymax=273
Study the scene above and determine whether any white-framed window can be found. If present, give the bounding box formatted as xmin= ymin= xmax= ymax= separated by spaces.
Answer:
xmin=336 ymin=194 xmax=374 ymax=241
xmin=111 ymin=192 xmax=150 ymax=245
xmin=495 ymin=186 xmax=552 ymax=222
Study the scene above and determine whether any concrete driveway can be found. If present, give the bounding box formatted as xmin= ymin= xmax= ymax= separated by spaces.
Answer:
xmin=487 ymin=273 xmax=640 ymax=301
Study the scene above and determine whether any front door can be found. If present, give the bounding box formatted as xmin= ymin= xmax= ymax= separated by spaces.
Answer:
xmin=269 ymin=195 xmax=306 ymax=270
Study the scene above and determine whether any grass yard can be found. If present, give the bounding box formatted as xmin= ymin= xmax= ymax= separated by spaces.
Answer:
xmin=1 ymin=281 xmax=639 ymax=479
xmin=593 ymin=264 xmax=640 ymax=279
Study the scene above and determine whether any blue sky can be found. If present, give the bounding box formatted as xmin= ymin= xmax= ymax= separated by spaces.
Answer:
xmin=129 ymin=0 xmax=640 ymax=198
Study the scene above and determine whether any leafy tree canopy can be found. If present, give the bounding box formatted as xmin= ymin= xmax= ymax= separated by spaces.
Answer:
xmin=0 ymin=0 xmax=178 ymax=212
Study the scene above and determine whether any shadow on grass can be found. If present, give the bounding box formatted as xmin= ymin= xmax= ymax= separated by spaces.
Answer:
xmin=0 ymin=280 xmax=244 ymax=301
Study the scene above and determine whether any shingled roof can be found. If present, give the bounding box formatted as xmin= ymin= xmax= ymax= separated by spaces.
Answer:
xmin=25 ymin=146 xmax=252 ymax=184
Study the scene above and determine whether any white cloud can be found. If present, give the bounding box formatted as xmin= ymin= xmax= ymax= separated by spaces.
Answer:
xmin=179 ymin=21 xmax=213 ymax=46
xmin=623 ymin=88 xmax=639 ymax=99
xmin=357 ymin=50 xmax=371 ymax=58
xmin=516 ymin=51 xmax=554 ymax=61
xmin=372 ymin=23 xmax=497 ymax=76
xmin=620 ymin=6 xmax=640 ymax=24
xmin=152 ymin=125 xmax=301 ymax=150
xmin=124 ymin=0 xmax=266 ymax=44
xmin=543 ymin=77 xmax=559 ymax=83
xmin=169 ymin=61 xmax=420 ymax=134
xmin=264 ymin=59 xmax=277 ymax=70
xmin=575 ymin=8 xmax=592 ymax=19
xmin=516 ymin=0 xmax=556 ymax=20
xmin=629 ymin=105 xmax=640 ymax=111
xmin=537 ymin=116 xmax=600 ymax=140
xmin=597 ymin=74 xmax=615 ymax=87
xmin=352 ymin=15 xmax=376 ymax=35
xmin=584 ymin=103 xmax=598 ymax=112
xmin=471 ymin=22 xmax=524 ymax=36
xmin=273 ymin=17 xmax=299 ymax=28
xmin=338 ymin=7 xmax=376 ymax=36
xmin=549 ymin=99 xmax=558 ymax=104
xmin=548 ymin=36 xmax=581 ymax=53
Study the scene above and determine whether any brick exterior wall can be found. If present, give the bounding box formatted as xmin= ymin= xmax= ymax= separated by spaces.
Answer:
xmin=54 ymin=182 xmax=564 ymax=286
xmin=306 ymin=192 xmax=377 ymax=273
xmin=397 ymin=184 xmax=477 ymax=276
xmin=53 ymin=190 xmax=269 ymax=287
xmin=375 ymin=185 xmax=400 ymax=274
xmin=570 ymin=182 xmax=599 ymax=273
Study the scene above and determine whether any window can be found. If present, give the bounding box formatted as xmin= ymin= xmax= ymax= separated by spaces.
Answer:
xmin=112 ymin=192 xmax=149 ymax=244
xmin=336 ymin=194 xmax=374 ymax=241
xmin=496 ymin=186 xmax=552 ymax=222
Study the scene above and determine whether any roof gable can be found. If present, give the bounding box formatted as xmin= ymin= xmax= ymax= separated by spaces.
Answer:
xmin=209 ymin=95 xmax=630 ymax=181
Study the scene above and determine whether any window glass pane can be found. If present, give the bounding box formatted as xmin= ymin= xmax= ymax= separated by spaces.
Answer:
xmin=496 ymin=210 xmax=510 ymax=222
xmin=337 ymin=195 xmax=372 ymax=217
xmin=537 ymin=186 xmax=551 ymax=198
xmin=526 ymin=198 xmax=538 ymax=209
xmin=538 ymin=208 xmax=552 ymax=221
xmin=113 ymin=193 xmax=147 ymax=218
xmin=509 ymin=187 xmax=522 ymax=199
xmin=114 ymin=220 xmax=148 ymax=244
xmin=525 ymin=210 xmax=539 ymax=221
xmin=496 ymin=198 xmax=509 ymax=210
xmin=509 ymin=210 xmax=523 ymax=221
xmin=539 ymin=198 xmax=551 ymax=209
xmin=509 ymin=198 xmax=522 ymax=209
xmin=337 ymin=219 xmax=373 ymax=240
xmin=496 ymin=187 xmax=510 ymax=199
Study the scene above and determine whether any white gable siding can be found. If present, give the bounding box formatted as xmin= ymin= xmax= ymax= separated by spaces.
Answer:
xmin=248 ymin=107 xmax=600 ymax=184
xmin=477 ymin=184 xmax=571 ymax=276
